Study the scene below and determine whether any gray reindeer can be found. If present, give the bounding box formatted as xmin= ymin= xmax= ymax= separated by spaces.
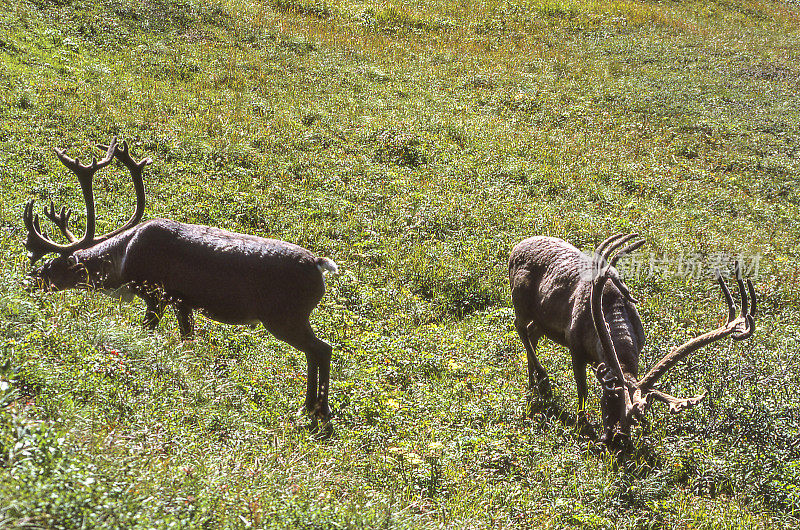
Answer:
xmin=509 ymin=234 xmax=756 ymax=444
xmin=23 ymin=138 xmax=338 ymax=426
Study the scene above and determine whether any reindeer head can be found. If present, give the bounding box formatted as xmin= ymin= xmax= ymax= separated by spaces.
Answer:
xmin=22 ymin=138 xmax=151 ymax=289
xmin=26 ymin=255 xmax=88 ymax=292
xmin=590 ymin=234 xmax=756 ymax=440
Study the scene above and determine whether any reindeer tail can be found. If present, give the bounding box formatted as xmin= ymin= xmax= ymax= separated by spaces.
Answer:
xmin=315 ymin=257 xmax=339 ymax=275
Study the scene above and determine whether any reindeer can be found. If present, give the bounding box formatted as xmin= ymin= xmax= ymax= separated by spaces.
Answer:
xmin=509 ymin=234 xmax=756 ymax=444
xmin=23 ymin=138 xmax=338 ymax=426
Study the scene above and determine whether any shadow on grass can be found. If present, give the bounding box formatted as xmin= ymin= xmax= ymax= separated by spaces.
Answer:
xmin=526 ymin=395 xmax=663 ymax=476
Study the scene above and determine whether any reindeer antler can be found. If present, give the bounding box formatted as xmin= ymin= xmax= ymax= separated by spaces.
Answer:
xmin=42 ymin=201 xmax=76 ymax=242
xmin=23 ymin=138 xmax=151 ymax=263
xmin=636 ymin=263 xmax=756 ymax=392
xmin=90 ymin=139 xmax=150 ymax=243
xmin=23 ymin=138 xmax=117 ymax=263
xmin=592 ymin=238 xmax=757 ymax=425
xmin=590 ymin=233 xmax=648 ymax=422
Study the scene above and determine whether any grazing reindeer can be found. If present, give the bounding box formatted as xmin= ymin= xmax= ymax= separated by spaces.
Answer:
xmin=23 ymin=138 xmax=338 ymax=425
xmin=509 ymin=234 xmax=756 ymax=444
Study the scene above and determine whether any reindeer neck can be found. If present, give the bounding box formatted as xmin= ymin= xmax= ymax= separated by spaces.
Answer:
xmin=73 ymin=231 xmax=136 ymax=289
xmin=602 ymin=294 xmax=645 ymax=378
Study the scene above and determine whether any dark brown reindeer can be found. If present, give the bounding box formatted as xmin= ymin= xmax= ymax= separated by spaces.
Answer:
xmin=24 ymin=138 xmax=338 ymax=426
xmin=509 ymin=233 xmax=756 ymax=444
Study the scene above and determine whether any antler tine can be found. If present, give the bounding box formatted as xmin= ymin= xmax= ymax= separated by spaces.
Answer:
xmin=592 ymin=233 xmax=640 ymax=284
xmin=594 ymin=233 xmax=631 ymax=265
xmin=32 ymin=212 xmax=49 ymax=241
xmin=97 ymin=139 xmax=153 ymax=166
xmin=608 ymin=238 xmax=645 ymax=304
xmin=590 ymin=233 xmax=634 ymax=286
xmin=738 ymin=279 xmax=757 ymax=340
xmin=600 ymin=233 xmax=638 ymax=263
xmin=42 ymin=201 xmax=76 ymax=243
xmin=53 ymin=137 xmax=116 ymax=181
xmin=715 ymin=264 xmax=756 ymax=341
xmin=609 ymin=239 xmax=645 ymax=268
xmin=732 ymin=276 xmax=756 ymax=341
xmin=735 ymin=262 xmax=749 ymax=319
xmin=23 ymin=200 xmax=57 ymax=263
xmin=648 ymin=388 xmax=706 ymax=415
xmin=593 ymin=234 xmax=645 ymax=305
xmin=715 ymin=269 xmax=737 ymax=323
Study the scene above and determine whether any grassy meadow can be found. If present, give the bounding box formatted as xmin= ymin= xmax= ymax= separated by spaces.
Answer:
xmin=1 ymin=0 xmax=799 ymax=527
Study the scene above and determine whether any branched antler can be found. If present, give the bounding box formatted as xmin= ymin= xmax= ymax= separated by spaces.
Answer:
xmin=42 ymin=201 xmax=76 ymax=243
xmin=592 ymin=236 xmax=757 ymax=427
xmin=24 ymin=138 xmax=117 ymax=263
xmin=23 ymin=137 xmax=150 ymax=263
xmin=91 ymin=140 xmax=150 ymax=243
xmin=590 ymin=233 xmax=648 ymax=421
xmin=636 ymin=263 xmax=756 ymax=392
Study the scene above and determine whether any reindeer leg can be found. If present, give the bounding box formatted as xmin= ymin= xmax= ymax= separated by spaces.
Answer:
xmin=566 ymin=359 xmax=597 ymax=438
xmin=141 ymin=292 xmax=166 ymax=330
xmin=515 ymin=319 xmax=551 ymax=398
xmin=572 ymin=359 xmax=588 ymax=414
xmin=265 ymin=319 xmax=333 ymax=433
xmin=301 ymin=331 xmax=332 ymax=436
xmin=316 ymin=341 xmax=332 ymax=421
xmin=599 ymin=388 xmax=628 ymax=447
xmin=174 ymin=302 xmax=194 ymax=339
xmin=304 ymin=352 xmax=319 ymax=415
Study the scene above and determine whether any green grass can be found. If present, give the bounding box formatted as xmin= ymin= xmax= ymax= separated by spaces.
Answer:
xmin=1 ymin=0 xmax=799 ymax=527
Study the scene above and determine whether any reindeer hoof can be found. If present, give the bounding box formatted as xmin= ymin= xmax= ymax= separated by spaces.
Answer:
xmin=535 ymin=377 xmax=553 ymax=398
xmin=600 ymin=429 xmax=632 ymax=451
xmin=576 ymin=415 xmax=598 ymax=439
xmin=314 ymin=420 xmax=335 ymax=440
xmin=297 ymin=403 xmax=320 ymax=421
xmin=301 ymin=415 xmax=333 ymax=439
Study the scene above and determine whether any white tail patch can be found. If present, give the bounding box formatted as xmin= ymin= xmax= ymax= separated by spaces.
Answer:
xmin=316 ymin=257 xmax=339 ymax=275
